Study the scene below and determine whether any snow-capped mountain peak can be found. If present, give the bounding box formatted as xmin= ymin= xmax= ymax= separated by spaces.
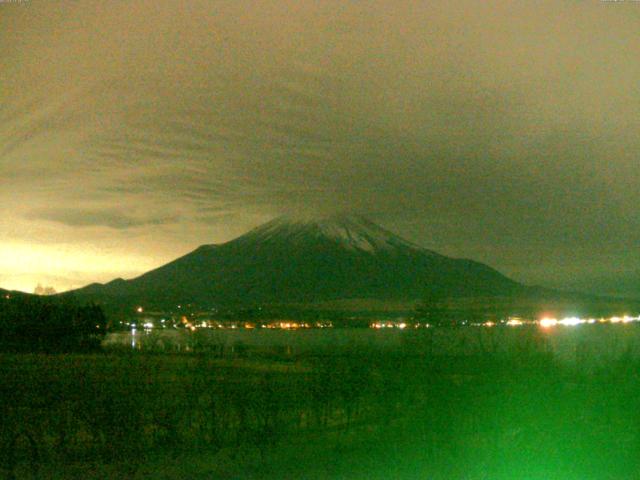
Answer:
xmin=236 ymin=214 xmax=424 ymax=253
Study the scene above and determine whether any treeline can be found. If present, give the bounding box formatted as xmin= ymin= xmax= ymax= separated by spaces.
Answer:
xmin=0 ymin=294 xmax=107 ymax=352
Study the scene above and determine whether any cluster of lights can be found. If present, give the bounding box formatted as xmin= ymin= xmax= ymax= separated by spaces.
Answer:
xmin=314 ymin=321 xmax=333 ymax=329
xmin=129 ymin=303 xmax=639 ymax=332
xmin=610 ymin=316 xmax=638 ymax=324
xmin=264 ymin=321 xmax=311 ymax=330
xmin=370 ymin=321 xmax=431 ymax=329
xmin=371 ymin=321 xmax=406 ymax=329
xmin=502 ymin=315 xmax=640 ymax=328
xmin=131 ymin=306 xmax=338 ymax=331
xmin=472 ymin=316 xmax=640 ymax=328
xmin=539 ymin=318 xmax=558 ymax=328
xmin=129 ymin=319 xmax=334 ymax=331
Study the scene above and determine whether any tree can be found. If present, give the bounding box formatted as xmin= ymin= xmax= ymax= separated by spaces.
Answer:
xmin=0 ymin=295 xmax=107 ymax=352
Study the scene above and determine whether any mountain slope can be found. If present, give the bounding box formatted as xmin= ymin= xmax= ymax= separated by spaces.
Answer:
xmin=70 ymin=214 xmax=523 ymax=309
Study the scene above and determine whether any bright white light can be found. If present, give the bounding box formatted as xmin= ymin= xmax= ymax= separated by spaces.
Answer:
xmin=143 ymin=322 xmax=154 ymax=329
xmin=539 ymin=318 xmax=557 ymax=328
xmin=559 ymin=317 xmax=582 ymax=326
xmin=506 ymin=319 xmax=523 ymax=326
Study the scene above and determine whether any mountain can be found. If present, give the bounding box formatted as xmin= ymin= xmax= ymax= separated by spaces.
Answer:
xmin=0 ymin=288 xmax=30 ymax=300
xmin=69 ymin=214 xmax=524 ymax=310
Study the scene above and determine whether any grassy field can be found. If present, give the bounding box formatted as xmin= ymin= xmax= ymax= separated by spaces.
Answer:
xmin=1 ymin=342 xmax=640 ymax=479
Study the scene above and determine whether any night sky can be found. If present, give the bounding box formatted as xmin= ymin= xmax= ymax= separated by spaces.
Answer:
xmin=1 ymin=1 xmax=639 ymax=295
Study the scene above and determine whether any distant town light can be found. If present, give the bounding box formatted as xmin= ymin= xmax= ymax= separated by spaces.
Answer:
xmin=559 ymin=317 xmax=582 ymax=326
xmin=136 ymin=306 xmax=143 ymax=313
xmin=539 ymin=318 xmax=558 ymax=328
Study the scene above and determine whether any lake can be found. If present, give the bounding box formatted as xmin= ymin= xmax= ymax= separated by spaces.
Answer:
xmin=103 ymin=322 xmax=640 ymax=368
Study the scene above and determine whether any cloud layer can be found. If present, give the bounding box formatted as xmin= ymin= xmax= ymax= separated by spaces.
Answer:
xmin=1 ymin=1 xmax=639 ymax=293
xmin=27 ymin=208 xmax=177 ymax=230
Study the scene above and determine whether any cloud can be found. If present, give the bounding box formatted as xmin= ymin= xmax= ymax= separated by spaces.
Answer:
xmin=26 ymin=208 xmax=177 ymax=230
xmin=1 ymin=1 xmax=640 ymax=294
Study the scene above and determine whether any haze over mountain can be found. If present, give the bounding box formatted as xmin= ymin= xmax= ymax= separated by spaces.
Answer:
xmin=551 ymin=272 xmax=640 ymax=301
xmin=71 ymin=214 xmax=523 ymax=310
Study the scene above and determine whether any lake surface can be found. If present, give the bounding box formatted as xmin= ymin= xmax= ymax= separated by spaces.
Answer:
xmin=104 ymin=323 xmax=640 ymax=368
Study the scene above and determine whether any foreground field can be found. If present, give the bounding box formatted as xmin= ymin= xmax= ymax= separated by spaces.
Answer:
xmin=1 ymin=345 xmax=640 ymax=479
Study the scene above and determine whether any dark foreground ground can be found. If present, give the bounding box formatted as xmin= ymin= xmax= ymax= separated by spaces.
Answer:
xmin=1 ymin=339 xmax=640 ymax=479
